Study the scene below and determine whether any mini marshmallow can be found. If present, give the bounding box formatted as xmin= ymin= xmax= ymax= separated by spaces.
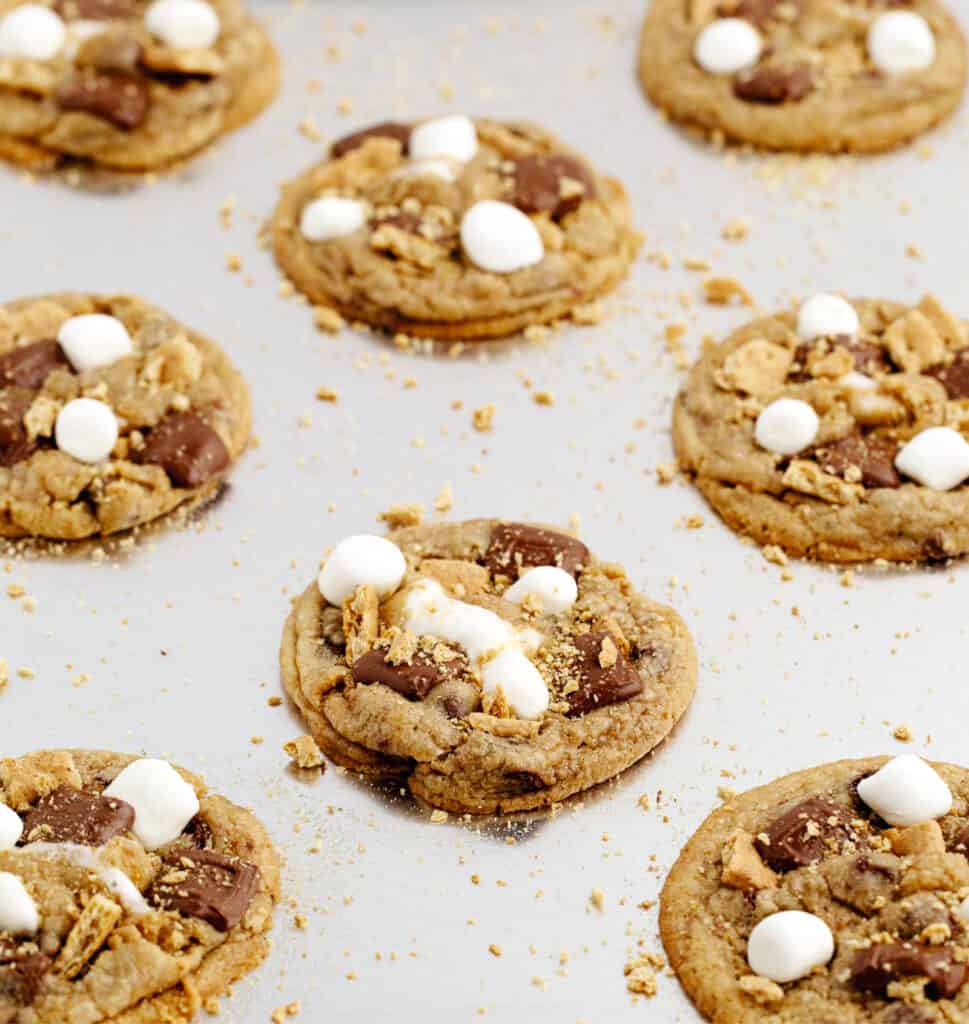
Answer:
xmin=754 ymin=398 xmax=819 ymax=456
xmin=403 ymin=578 xmax=549 ymax=719
xmin=145 ymin=0 xmax=220 ymax=50
xmin=57 ymin=313 xmax=134 ymax=373
xmin=504 ymin=566 xmax=578 ymax=615
xmin=28 ymin=842 xmax=148 ymax=915
xmin=0 ymin=4 xmax=66 ymax=61
xmin=895 ymin=427 xmax=969 ymax=491
xmin=856 ymin=755 xmax=952 ymax=827
xmin=409 ymin=114 xmax=478 ymax=164
xmin=55 ymin=398 xmax=118 ymax=464
xmin=300 ymin=196 xmax=368 ymax=242
xmin=747 ymin=911 xmax=834 ymax=984
xmin=318 ymin=535 xmax=407 ymax=605
xmin=0 ymin=872 xmax=38 ymax=936
xmin=693 ymin=18 xmax=762 ymax=74
xmin=0 ymin=805 xmax=23 ymax=851
xmin=461 ymin=200 xmax=544 ymax=274
xmin=839 ymin=371 xmax=877 ymax=392
xmin=868 ymin=11 xmax=936 ymax=75
xmin=104 ymin=758 xmax=200 ymax=851
xmin=797 ymin=294 xmax=860 ymax=341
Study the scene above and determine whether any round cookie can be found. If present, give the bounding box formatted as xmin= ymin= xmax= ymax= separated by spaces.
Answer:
xmin=661 ymin=755 xmax=969 ymax=1023
xmin=639 ymin=0 xmax=967 ymax=153
xmin=0 ymin=0 xmax=279 ymax=172
xmin=280 ymin=519 xmax=697 ymax=815
xmin=0 ymin=292 xmax=251 ymax=541
xmin=0 ymin=747 xmax=280 ymax=1023
xmin=271 ymin=117 xmax=642 ymax=341
xmin=673 ymin=294 xmax=969 ymax=563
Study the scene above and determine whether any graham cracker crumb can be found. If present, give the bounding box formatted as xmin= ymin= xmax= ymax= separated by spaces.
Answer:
xmin=315 ymin=387 xmax=339 ymax=402
xmin=472 ymin=404 xmax=495 ymax=432
xmin=738 ymin=975 xmax=784 ymax=1005
xmin=762 ymin=545 xmax=788 ymax=566
xmin=430 ymin=809 xmax=448 ymax=824
xmin=313 ymin=306 xmax=346 ymax=334
xmin=434 ymin=482 xmax=454 ymax=513
xmin=624 ymin=952 xmax=664 ymax=997
xmin=893 ymin=724 xmax=913 ymax=743
xmin=590 ymin=888 xmax=605 ymax=912
xmin=533 ymin=390 xmax=555 ymax=406
xmin=284 ymin=735 xmax=325 ymax=769
xmin=571 ymin=300 xmax=604 ymax=325
xmin=488 ymin=943 xmax=502 ymax=957
xmin=656 ymin=462 xmax=677 ymax=485
xmin=271 ymin=1001 xmax=301 ymax=1023
xmin=703 ymin=276 xmax=754 ymax=306
xmin=378 ymin=504 xmax=424 ymax=528
xmin=0 ymin=658 xmax=7 ymax=693
xmin=722 ymin=217 xmax=750 ymax=242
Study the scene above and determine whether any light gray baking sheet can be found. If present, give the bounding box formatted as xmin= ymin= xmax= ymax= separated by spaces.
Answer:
xmin=1 ymin=0 xmax=968 ymax=1020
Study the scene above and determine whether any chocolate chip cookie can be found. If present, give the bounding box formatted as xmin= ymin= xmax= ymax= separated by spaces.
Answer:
xmin=639 ymin=1 xmax=967 ymax=153
xmin=0 ymin=0 xmax=278 ymax=172
xmin=673 ymin=294 xmax=969 ymax=563
xmin=271 ymin=116 xmax=642 ymax=340
xmin=0 ymin=747 xmax=279 ymax=1023
xmin=661 ymin=755 xmax=969 ymax=1023
xmin=0 ymin=292 xmax=250 ymax=541
xmin=279 ymin=519 xmax=697 ymax=815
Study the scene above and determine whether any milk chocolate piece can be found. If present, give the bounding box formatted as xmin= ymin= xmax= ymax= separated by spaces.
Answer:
xmin=147 ymin=848 xmax=258 ymax=932
xmin=565 ymin=632 xmax=643 ymax=717
xmin=0 ymin=340 xmax=70 ymax=389
xmin=352 ymin=648 xmax=462 ymax=700
xmin=929 ymin=348 xmax=969 ymax=400
xmin=0 ymin=939 xmax=51 ymax=1006
xmin=136 ymin=412 xmax=230 ymax=488
xmin=484 ymin=523 xmax=590 ymax=579
xmin=815 ymin=434 xmax=902 ymax=489
xmin=734 ymin=65 xmax=813 ymax=104
xmin=0 ymin=392 xmax=36 ymax=468
xmin=58 ymin=71 xmax=149 ymax=131
xmin=851 ymin=943 xmax=967 ymax=1000
xmin=755 ymin=796 xmax=864 ymax=872
xmin=510 ymin=154 xmax=597 ymax=218
xmin=331 ymin=121 xmax=412 ymax=158
xmin=21 ymin=786 xmax=134 ymax=846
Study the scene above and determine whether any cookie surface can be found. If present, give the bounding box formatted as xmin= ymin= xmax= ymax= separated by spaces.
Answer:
xmin=0 ymin=292 xmax=250 ymax=541
xmin=674 ymin=294 xmax=969 ymax=563
xmin=661 ymin=756 xmax=969 ymax=1023
xmin=271 ymin=117 xmax=642 ymax=340
xmin=280 ymin=519 xmax=696 ymax=815
xmin=0 ymin=0 xmax=278 ymax=172
xmin=0 ymin=748 xmax=279 ymax=1023
xmin=639 ymin=0 xmax=967 ymax=153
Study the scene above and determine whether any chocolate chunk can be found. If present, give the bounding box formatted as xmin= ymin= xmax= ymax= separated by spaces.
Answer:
xmin=58 ymin=70 xmax=149 ymax=131
xmin=754 ymin=796 xmax=863 ymax=872
xmin=510 ymin=154 xmax=597 ymax=218
xmin=331 ymin=121 xmax=412 ymax=158
xmin=734 ymin=65 xmax=813 ymax=104
xmin=74 ymin=31 xmax=143 ymax=74
xmin=790 ymin=337 xmax=891 ymax=380
xmin=136 ymin=412 xmax=230 ymax=488
xmin=56 ymin=0 xmax=134 ymax=18
xmin=851 ymin=943 xmax=968 ymax=1000
xmin=0 ymin=392 xmax=36 ymax=469
xmin=814 ymin=433 xmax=902 ymax=489
xmin=21 ymin=786 xmax=134 ymax=846
xmin=352 ymin=648 xmax=463 ymax=700
xmin=565 ymin=632 xmax=644 ymax=717
xmin=0 ymin=939 xmax=52 ymax=1006
xmin=0 ymin=340 xmax=70 ymax=389
xmin=928 ymin=348 xmax=969 ymax=400
xmin=484 ymin=523 xmax=590 ymax=579
xmin=148 ymin=848 xmax=258 ymax=932
xmin=182 ymin=814 xmax=214 ymax=850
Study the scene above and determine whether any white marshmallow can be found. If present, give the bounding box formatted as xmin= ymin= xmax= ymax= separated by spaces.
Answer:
xmin=27 ymin=843 xmax=148 ymax=915
xmin=895 ymin=427 xmax=969 ymax=491
xmin=856 ymin=755 xmax=952 ymax=826
xmin=57 ymin=313 xmax=133 ymax=372
xmin=797 ymin=294 xmax=860 ymax=341
xmin=103 ymin=758 xmax=200 ymax=851
xmin=392 ymin=157 xmax=459 ymax=184
xmin=300 ymin=196 xmax=367 ymax=242
xmin=0 ymin=805 xmax=23 ymax=851
xmin=747 ymin=911 xmax=834 ymax=984
xmin=693 ymin=18 xmax=762 ymax=74
xmin=317 ymin=535 xmax=407 ymax=605
xmin=145 ymin=0 xmax=220 ymax=50
xmin=868 ymin=11 xmax=935 ymax=75
xmin=0 ymin=872 xmax=38 ymax=936
xmin=55 ymin=398 xmax=118 ymax=464
xmin=403 ymin=578 xmax=549 ymax=719
xmin=460 ymin=200 xmax=544 ymax=274
xmin=754 ymin=398 xmax=819 ymax=456
xmin=839 ymin=371 xmax=877 ymax=392
xmin=409 ymin=114 xmax=478 ymax=164
xmin=504 ymin=566 xmax=578 ymax=615
xmin=0 ymin=4 xmax=66 ymax=61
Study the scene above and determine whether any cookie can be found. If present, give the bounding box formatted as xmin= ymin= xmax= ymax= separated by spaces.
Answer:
xmin=639 ymin=0 xmax=967 ymax=153
xmin=673 ymin=294 xmax=969 ymax=563
xmin=660 ymin=755 xmax=969 ymax=1023
xmin=0 ymin=0 xmax=279 ymax=172
xmin=0 ymin=748 xmax=279 ymax=1023
xmin=271 ymin=116 xmax=642 ymax=341
xmin=279 ymin=519 xmax=697 ymax=815
xmin=0 ymin=292 xmax=250 ymax=541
